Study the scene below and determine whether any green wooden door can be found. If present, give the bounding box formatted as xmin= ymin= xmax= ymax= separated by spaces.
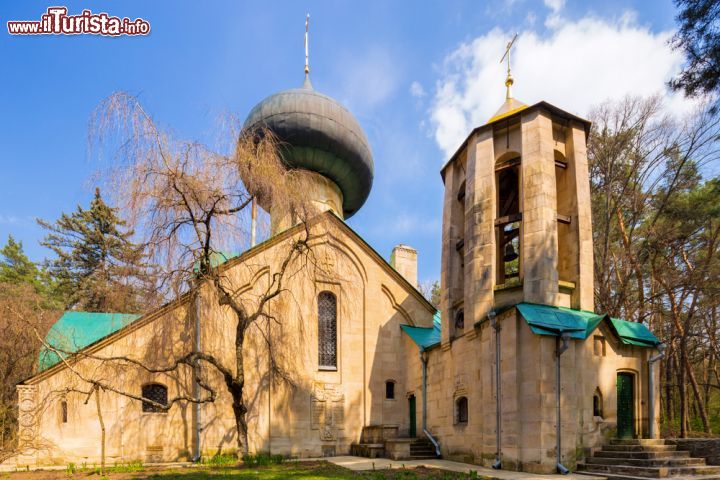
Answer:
xmin=617 ymin=372 xmax=635 ymax=438
xmin=409 ymin=395 xmax=417 ymax=437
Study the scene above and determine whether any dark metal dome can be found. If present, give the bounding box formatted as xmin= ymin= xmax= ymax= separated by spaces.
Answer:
xmin=243 ymin=77 xmax=374 ymax=218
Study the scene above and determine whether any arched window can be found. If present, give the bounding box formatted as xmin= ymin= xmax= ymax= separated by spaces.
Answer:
xmin=496 ymin=160 xmax=521 ymax=284
xmin=555 ymin=149 xmax=572 ymax=282
xmin=141 ymin=383 xmax=168 ymax=413
xmin=385 ymin=381 xmax=396 ymax=400
xmin=318 ymin=291 xmax=337 ymax=369
xmin=60 ymin=400 xmax=68 ymax=423
xmin=593 ymin=388 xmax=603 ymax=418
xmin=455 ymin=396 xmax=468 ymax=424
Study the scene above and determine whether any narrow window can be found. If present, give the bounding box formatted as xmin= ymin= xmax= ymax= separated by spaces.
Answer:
xmin=593 ymin=336 xmax=606 ymax=357
xmin=454 ymin=308 xmax=465 ymax=331
xmin=496 ymin=164 xmax=521 ymax=284
xmin=318 ymin=291 xmax=338 ymax=369
xmin=555 ymin=149 xmax=572 ymax=282
xmin=60 ymin=400 xmax=68 ymax=423
xmin=141 ymin=383 xmax=168 ymax=413
xmin=593 ymin=388 xmax=603 ymax=417
xmin=385 ymin=381 xmax=395 ymax=400
xmin=455 ymin=396 xmax=468 ymax=424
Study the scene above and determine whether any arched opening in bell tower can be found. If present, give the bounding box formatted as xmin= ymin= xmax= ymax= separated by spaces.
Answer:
xmin=495 ymin=154 xmax=521 ymax=285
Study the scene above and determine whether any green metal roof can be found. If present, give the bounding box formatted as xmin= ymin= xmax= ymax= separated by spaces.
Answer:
xmin=401 ymin=310 xmax=441 ymax=351
xmin=517 ymin=303 xmax=602 ymax=339
xmin=193 ymin=251 xmax=240 ymax=273
xmin=516 ymin=302 xmax=659 ymax=347
xmin=38 ymin=312 xmax=141 ymax=371
xmin=608 ymin=317 xmax=661 ymax=347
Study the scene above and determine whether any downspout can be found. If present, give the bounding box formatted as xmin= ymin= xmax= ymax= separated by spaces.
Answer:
xmin=648 ymin=344 xmax=666 ymax=439
xmin=490 ymin=310 xmax=502 ymax=470
xmin=556 ymin=333 xmax=571 ymax=475
xmin=420 ymin=350 xmax=440 ymax=456
xmin=192 ymin=293 xmax=202 ymax=462
xmin=421 ymin=350 xmax=428 ymax=431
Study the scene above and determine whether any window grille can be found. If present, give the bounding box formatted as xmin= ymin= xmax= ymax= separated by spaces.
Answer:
xmin=141 ymin=383 xmax=168 ymax=413
xmin=318 ymin=291 xmax=337 ymax=369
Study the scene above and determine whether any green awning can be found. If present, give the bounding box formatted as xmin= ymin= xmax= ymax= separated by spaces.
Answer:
xmin=38 ymin=312 xmax=141 ymax=371
xmin=516 ymin=303 xmax=602 ymax=339
xmin=401 ymin=311 xmax=441 ymax=351
xmin=516 ymin=302 xmax=659 ymax=347
xmin=608 ymin=317 xmax=661 ymax=347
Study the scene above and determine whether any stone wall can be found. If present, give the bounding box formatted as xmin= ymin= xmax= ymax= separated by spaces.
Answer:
xmin=666 ymin=439 xmax=720 ymax=465
xmin=10 ymin=214 xmax=435 ymax=467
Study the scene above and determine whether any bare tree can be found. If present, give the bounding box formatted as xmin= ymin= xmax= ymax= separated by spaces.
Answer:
xmin=88 ymin=92 xmax=324 ymax=455
xmin=0 ymin=283 xmax=58 ymax=460
xmin=588 ymin=95 xmax=720 ymax=436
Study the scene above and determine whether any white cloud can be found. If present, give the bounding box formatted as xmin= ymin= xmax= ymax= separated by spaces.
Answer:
xmin=410 ymin=81 xmax=426 ymax=98
xmin=544 ymin=0 xmax=565 ymax=14
xmin=430 ymin=10 xmax=691 ymax=158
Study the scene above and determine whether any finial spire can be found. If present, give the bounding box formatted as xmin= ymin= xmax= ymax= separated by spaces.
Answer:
xmin=500 ymin=33 xmax=518 ymax=100
xmin=304 ymin=14 xmax=310 ymax=76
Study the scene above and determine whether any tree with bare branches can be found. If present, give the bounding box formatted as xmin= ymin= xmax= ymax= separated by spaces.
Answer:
xmin=86 ymin=91 xmax=324 ymax=455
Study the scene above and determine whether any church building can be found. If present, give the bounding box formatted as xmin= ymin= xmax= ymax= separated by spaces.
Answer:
xmin=10 ymin=34 xmax=661 ymax=474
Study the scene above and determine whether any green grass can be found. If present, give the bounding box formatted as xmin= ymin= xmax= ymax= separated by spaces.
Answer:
xmin=131 ymin=462 xmax=481 ymax=480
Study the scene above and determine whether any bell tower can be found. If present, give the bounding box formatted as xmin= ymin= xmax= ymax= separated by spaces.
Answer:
xmin=439 ymin=58 xmax=593 ymax=343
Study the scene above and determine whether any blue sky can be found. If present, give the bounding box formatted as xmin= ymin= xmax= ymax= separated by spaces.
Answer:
xmin=0 ymin=0 xmax=685 ymax=285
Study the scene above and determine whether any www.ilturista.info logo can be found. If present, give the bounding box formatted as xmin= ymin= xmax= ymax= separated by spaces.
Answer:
xmin=7 ymin=7 xmax=150 ymax=36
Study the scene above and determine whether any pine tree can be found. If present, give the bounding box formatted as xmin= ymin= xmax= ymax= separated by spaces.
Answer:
xmin=0 ymin=235 xmax=41 ymax=286
xmin=0 ymin=235 xmax=62 ymax=307
xmin=670 ymin=0 xmax=720 ymax=102
xmin=38 ymin=188 xmax=153 ymax=313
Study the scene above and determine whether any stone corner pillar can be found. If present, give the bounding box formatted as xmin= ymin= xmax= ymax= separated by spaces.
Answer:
xmin=521 ymin=109 xmax=559 ymax=306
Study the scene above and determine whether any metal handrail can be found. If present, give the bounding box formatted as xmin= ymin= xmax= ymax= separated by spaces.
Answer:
xmin=423 ymin=429 xmax=441 ymax=457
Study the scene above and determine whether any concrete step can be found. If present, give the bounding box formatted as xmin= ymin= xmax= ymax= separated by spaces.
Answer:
xmin=603 ymin=445 xmax=678 ymax=453
xmin=578 ymin=463 xmax=720 ymax=478
xmin=610 ymin=439 xmax=668 ymax=446
xmin=594 ymin=450 xmax=691 ymax=460
xmin=577 ymin=472 xmax=720 ymax=480
xmin=408 ymin=455 xmax=439 ymax=460
xmin=585 ymin=457 xmax=706 ymax=467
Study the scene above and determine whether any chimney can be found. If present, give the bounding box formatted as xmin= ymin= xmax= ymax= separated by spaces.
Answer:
xmin=390 ymin=245 xmax=418 ymax=287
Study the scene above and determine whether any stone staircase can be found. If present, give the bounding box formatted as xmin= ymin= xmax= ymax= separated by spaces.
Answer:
xmin=578 ymin=439 xmax=720 ymax=479
xmin=409 ymin=438 xmax=439 ymax=460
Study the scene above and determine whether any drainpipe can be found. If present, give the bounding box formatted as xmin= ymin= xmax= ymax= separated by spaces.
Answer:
xmin=192 ymin=294 xmax=202 ymax=462
xmin=490 ymin=310 xmax=502 ymax=470
xmin=421 ymin=350 xmax=428 ymax=432
xmin=648 ymin=344 xmax=666 ymax=439
xmin=420 ymin=349 xmax=441 ymax=457
xmin=556 ymin=333 xmax=571 ymax=475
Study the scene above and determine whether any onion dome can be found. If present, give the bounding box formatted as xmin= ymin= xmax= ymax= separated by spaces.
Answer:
xmin=243 ymin=76 xmax=374 ymax=218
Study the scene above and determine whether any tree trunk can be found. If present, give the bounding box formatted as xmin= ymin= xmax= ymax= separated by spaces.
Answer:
xmin=684 ymin=345 xmax=712 ymax=433
xmin=231 ymin=310 xmax=249 ymax=457
xmin=95 ymin=388 xmax=106 ymax=474
xmin=679 ymin=345 xmax=688 ymax=438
